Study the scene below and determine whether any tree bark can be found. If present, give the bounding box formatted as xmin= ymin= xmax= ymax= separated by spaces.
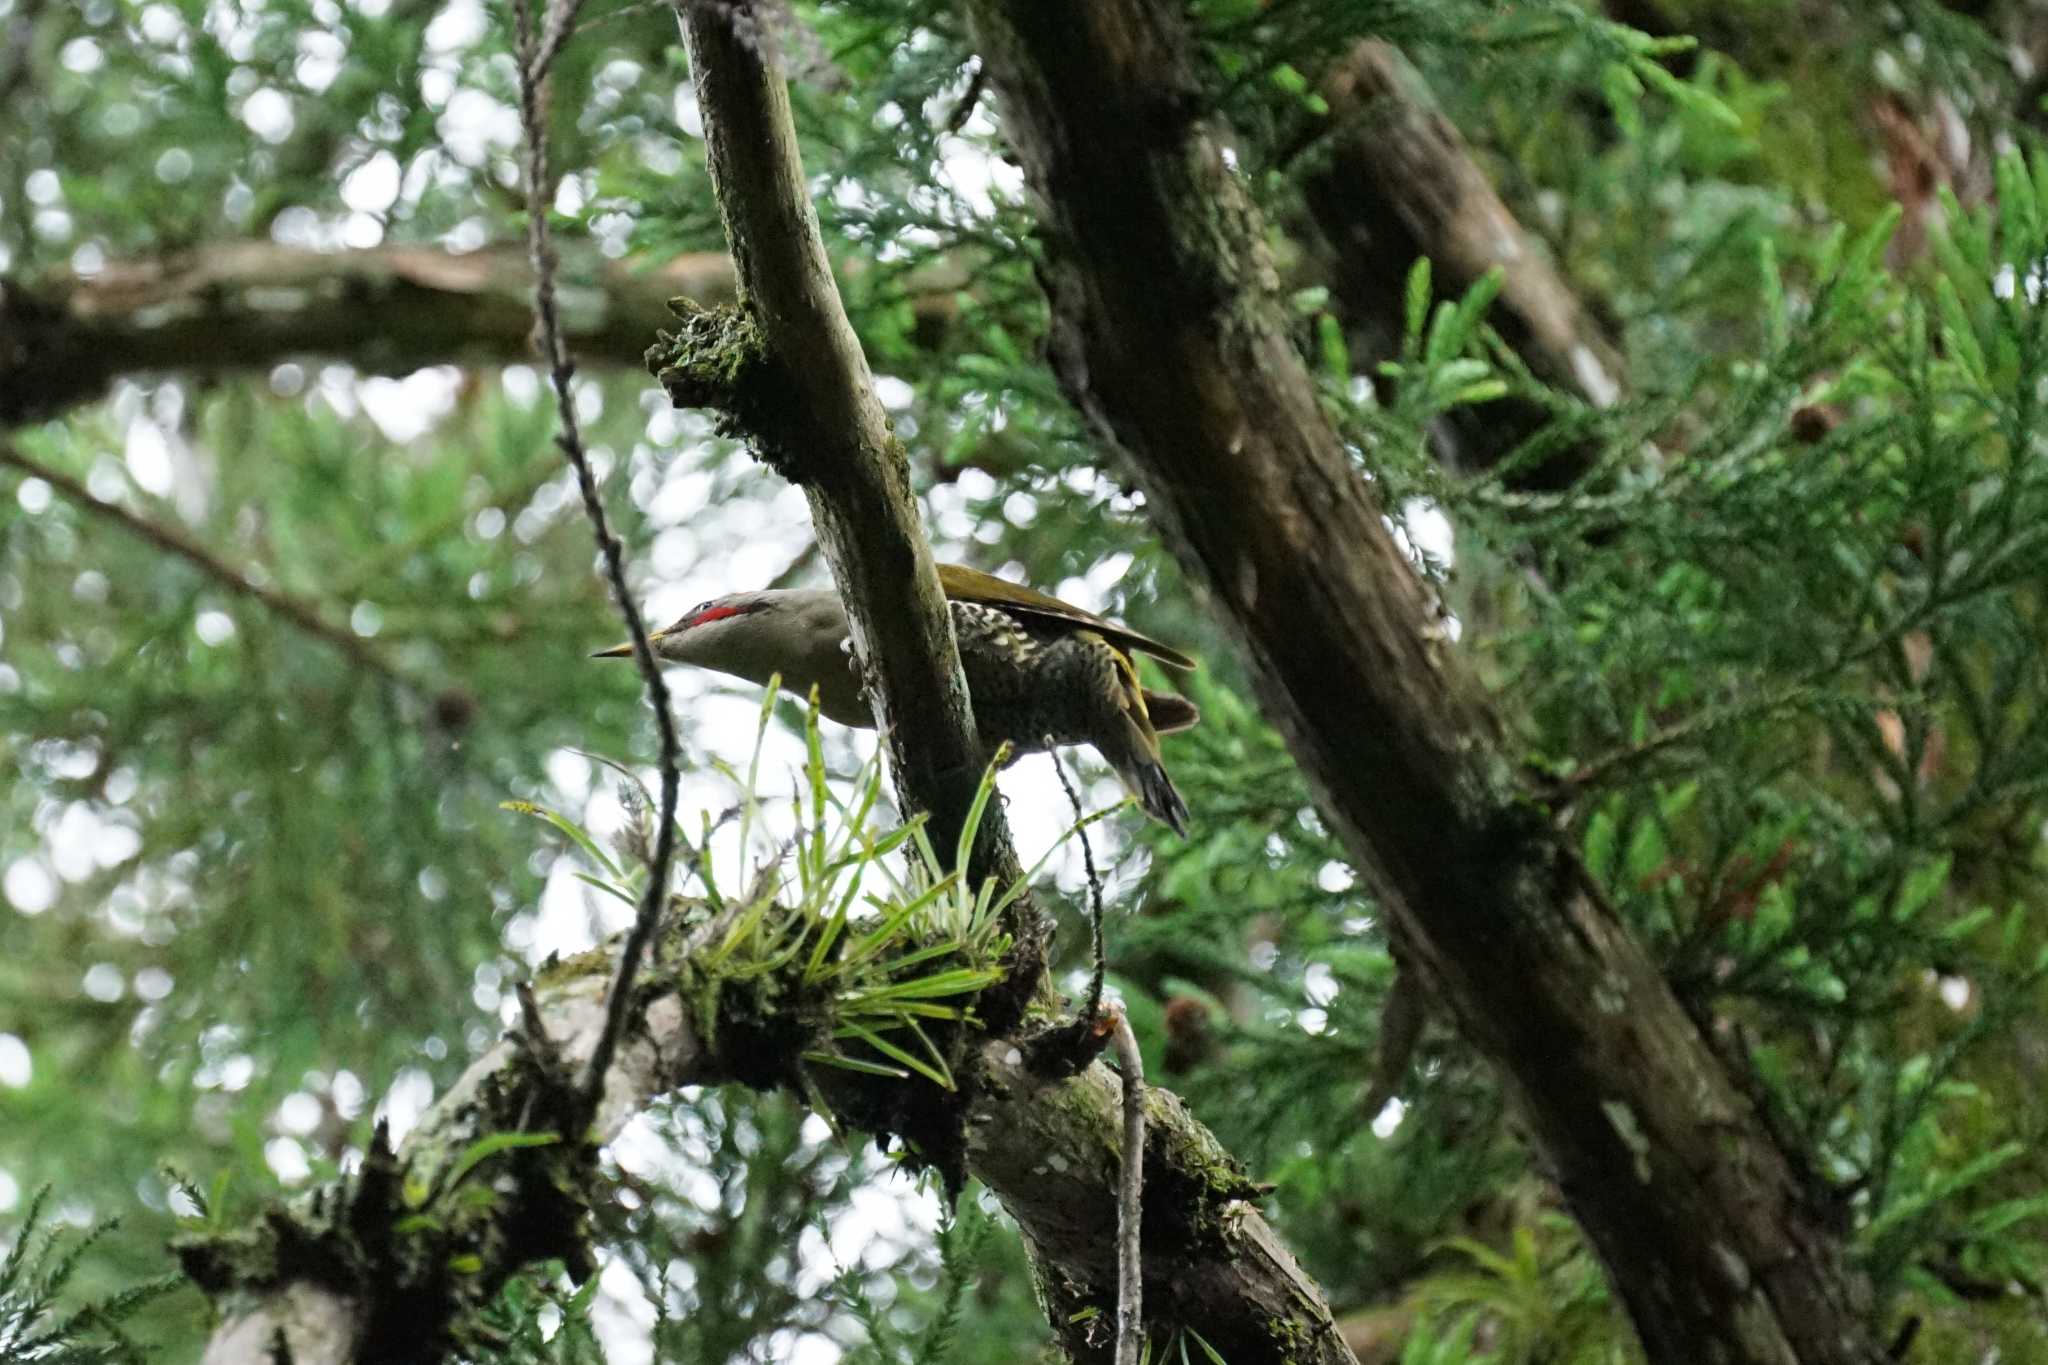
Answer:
xmin=964 ymin=2 xmax=1886 ymax=1362
xmin=661 ymin=0 xmax=1021 ymax=905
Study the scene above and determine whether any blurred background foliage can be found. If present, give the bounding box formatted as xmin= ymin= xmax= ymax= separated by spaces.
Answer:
xmin=7 ymin=0 xmax=2048 ymax=1361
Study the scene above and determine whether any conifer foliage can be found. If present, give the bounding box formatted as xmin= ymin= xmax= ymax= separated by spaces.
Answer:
xmin=5 ymin=1 xmax=2048 ymax=1362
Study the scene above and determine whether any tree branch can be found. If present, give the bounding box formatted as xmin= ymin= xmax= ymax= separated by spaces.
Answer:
xmin=187 ymin=895 xmax=1356 ymax=1365
xmin=964 ymin=2 xmax=1887 ymax=1361
xmin=1294 ymin=40 xmax=1624 ymax=488
xmin=0 ymin=243 xmax=735 ymax=425
xmin=0 ymin=242 xmax=968 ymax=425
xmin=0 ymin=440 xmax=417 ymax=692
xmin=661 ymin=0 xmax=1017 ymax=891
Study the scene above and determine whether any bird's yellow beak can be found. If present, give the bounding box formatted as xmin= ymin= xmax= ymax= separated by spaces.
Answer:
xmin=590 ymin=631 xmax=661 ymax=659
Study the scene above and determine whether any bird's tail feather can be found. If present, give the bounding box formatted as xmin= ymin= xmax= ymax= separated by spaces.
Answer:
xmin=1131 ymin=757 xmax=1191 ymax=836
xmin=1108 ymin=654 xmax=1192 ymax=835
xmin=1141 ymin=690 xmax=1200 ymax=734
xmin=1111 ymin=716 xmax=1190 ymax=836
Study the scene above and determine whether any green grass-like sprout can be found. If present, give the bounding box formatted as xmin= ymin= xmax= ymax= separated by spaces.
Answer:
xmin=508 ymin=682 xmax=1117 ymax=1093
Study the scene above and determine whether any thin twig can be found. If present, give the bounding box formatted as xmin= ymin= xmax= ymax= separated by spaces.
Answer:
xmin=1046 ymin=740 xmax=1140 ymax=1359
xmin=943 ymin=59 xmax=988 ymax=133
xmin=0 ymin=442 xmax=414 ymax=690
xmin=526 ymin=0 xmax=590 ymax=89
xmin=1107 ymin=1005 xmax=1145 ymax=1365
xmin=1047 ymin=739 xmax=1108 ymax=1022
xmin=0 ymin=0 xmax=48 ymax=111
xmin=512 ymin=0 xmax=680 ymax=1115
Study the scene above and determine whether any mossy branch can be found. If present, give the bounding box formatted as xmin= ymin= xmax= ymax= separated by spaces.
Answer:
xmin=187 ymin=734 xmax=1349 ymax=1364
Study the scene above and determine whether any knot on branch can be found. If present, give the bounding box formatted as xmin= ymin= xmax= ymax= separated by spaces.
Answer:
xmin=1024 ymin=1010 xmax=1118 ymax=1081
xmin=645 ymin=299 xmax=811 ymax=483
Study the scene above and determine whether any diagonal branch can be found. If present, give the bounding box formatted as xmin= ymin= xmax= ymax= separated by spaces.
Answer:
xmin=964 ymin=2 xmax=1887 ymax=1361
xmin=663 ymin=0 xmax=1017 ymax=888
xmin=0 ymin=440 xmax=416 ymax=691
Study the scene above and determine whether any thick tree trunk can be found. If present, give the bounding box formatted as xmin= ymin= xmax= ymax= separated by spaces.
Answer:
xmin=964 ymin=3 xmax=1886 ymax=1362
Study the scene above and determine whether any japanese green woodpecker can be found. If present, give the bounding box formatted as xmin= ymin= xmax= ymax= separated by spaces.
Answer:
xmin=593 ymin=564 xmax=1198 ymax=834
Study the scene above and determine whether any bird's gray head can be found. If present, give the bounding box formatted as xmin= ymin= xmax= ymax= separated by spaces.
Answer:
xmin=591 ymin=588 xmax=841 ymax=692
xmin=655 ymin=590 xmax=781 ymax=662
xmin=591 ymin=590 xmax=774 ymax=663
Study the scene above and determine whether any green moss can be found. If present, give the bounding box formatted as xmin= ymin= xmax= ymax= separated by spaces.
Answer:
xmin=644 ymin=300 xmax=813 ymax=483
xmin=1261 ymin=1306 xmax=1317 ymax=1360
xmin=1142 ymin=1086 xmax=1262 ymax=1246
xmin=528 ymin=943 xmax=610 ymax=995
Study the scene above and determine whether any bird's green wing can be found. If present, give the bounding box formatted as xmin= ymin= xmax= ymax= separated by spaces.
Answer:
xmin=936 ymin=563 xmax=1198 ymax=671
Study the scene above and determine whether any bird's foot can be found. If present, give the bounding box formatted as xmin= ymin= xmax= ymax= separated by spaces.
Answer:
xmin=840 ymin=635 xmax=879 ymax=712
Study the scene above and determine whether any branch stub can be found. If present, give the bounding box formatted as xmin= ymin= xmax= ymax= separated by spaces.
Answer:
xmin=646 ymin=298 xmax=810 ymax=482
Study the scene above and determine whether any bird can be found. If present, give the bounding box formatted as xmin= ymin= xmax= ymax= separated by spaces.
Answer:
xmin=593 ymin=563 xmax=1199 ymax=834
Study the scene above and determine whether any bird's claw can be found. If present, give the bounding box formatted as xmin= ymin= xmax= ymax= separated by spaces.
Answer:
xmin=841 ymin=636 xmax=879 ymax=709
